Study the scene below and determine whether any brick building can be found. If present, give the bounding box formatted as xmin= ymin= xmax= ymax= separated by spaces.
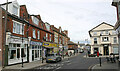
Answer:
xmin=0 ymin=0 xmax=70 ymax=67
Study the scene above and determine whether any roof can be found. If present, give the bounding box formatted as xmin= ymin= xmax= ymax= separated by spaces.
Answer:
xmin=89 ymin=22 xmax=114 ymax=32
xmin=78 ymin=43 xmax=85 ymax=46
xmin=0 ymin=2 xmax=12 ymax=6
xmin=68 ymin=41 xmax=78 ymax=45
xmin=88 ymin=22 xmax=114 ymax=37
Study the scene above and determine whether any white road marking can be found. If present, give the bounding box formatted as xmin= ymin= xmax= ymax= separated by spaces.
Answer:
xmin=67 ymin=63 xmax=71 ymax=65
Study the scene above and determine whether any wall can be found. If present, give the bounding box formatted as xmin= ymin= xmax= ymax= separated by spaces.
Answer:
xmin=0 ymin=7 xmax=2 ymax=66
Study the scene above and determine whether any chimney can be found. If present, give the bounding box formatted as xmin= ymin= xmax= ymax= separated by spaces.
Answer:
xmin=64 ymin=30 xmax=68 ymax=36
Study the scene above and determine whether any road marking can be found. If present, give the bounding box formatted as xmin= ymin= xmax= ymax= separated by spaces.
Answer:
xmin=67 ymin=63 xmax=71 ymax=65
xmin=56 ymin=67 xmax=61 ymax=69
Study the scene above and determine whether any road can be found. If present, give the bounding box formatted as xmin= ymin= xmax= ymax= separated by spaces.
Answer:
xmin=35 ymin=51 xmax=106 ymax=70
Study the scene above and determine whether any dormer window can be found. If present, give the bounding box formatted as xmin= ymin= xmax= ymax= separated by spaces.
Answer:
xmin=13 ymin=5 xmax=18 ymax=16
xmin=45 ymin=23 xmax=50 ymax=31
xmin=32 ymin=16 xmax=39 ymax=25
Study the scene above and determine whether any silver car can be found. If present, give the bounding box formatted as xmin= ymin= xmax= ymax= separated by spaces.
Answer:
xmin=46 ymin=53 xmax=62 ymax=63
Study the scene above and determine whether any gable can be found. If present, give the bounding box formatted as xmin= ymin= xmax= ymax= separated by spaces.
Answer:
xmin=91 ymin=23 xmax=114 ymax=31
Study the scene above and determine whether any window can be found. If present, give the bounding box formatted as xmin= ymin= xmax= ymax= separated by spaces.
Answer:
xmin=33 ymin=29 xmax=36 ymax=38
xmin=37 ymin=31 xmax=40 ymax=39
xmin=45 ymin=23 xmax=50 ymax=31
xmin=50 ymin=34 xmax=51 ymax=42
xmin=93 ymin=32 xmax=97 ymax=35
xmin=13 ymin=5 xmax=18 ymax=15
xmin=63 ymin=38 xmax=64 ymax=44
xmin=100 ymin=31 xmax=103 ymax=35
xmin=59 ymin=37 xmax=61 ymax=44
xmin=94 ymin=38 xmax=97 ymax=44
xmin=112 ymin=30 xmax=116 ymax=35
xmin=118 ymin=5 xmax=120 ymax=19
xmin=32 ymin=16 xmax=39 ymax=25
xmin=13 ymin=23 xmax=16 ymax=33
xmin=16 ymin=24 xmax=20 ymax=34
xmin=113 ymin=47 xmax=118 ymax=54
xmin=113 ymin=37 xmax=117 ymax=43
xmin=21 ymin=48 xmax=26 ymax=57
xmin=13 ymin=21 xmax=24 ymax=35
xmin=102 ymin=37 xmax=109 ymax=42
xmin=105 ymin=31 xmax=109 ymax=34
xmin=46 ymin=33 xmax=48 ymax=41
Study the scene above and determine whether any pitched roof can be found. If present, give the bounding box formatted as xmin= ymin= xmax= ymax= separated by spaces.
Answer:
xmin=89 ymin=22 xmax=114 ymax=32
xmin=68 ymin=41 xmax=78 ymax=45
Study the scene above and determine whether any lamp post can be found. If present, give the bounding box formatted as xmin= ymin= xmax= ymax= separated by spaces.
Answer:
xmin=21 ymin=24 xmax=24 ymax=67
xmin=63 ymin=46 xmax=64 ymax=59
xmin=99 ymin=50 xmax=101 ymax=67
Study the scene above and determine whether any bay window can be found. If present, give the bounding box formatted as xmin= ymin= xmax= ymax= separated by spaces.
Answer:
xmin=33 ymin=29 xmax=36 ymax=38
xmin=37 ymin=31 xmax=40 ymax=39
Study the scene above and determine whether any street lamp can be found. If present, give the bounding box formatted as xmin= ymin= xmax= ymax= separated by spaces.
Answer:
xmin=63 ymin=46 xmax=64 ymax=59
xmin=21 ymin=24 xmax=24 ymax=67
xmin=99 ymin=50 xmax=102 ymax=67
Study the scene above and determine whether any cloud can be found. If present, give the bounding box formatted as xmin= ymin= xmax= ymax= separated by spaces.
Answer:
xmin=0 ymin=0 xmax=117 ymax=43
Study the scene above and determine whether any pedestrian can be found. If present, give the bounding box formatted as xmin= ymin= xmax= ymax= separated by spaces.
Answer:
xmin=97 ymin=51 xmax=99 ymax=57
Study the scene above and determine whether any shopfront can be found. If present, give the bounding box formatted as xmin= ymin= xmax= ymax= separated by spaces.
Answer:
xmin=52 ymin=43 xmax=59 ymax=53
xmin=7 ymin=36 xmax=28 ymax=65
xmin=43 ymin=42 xmax=54 ymax=57
xmin=29 ymin=41 xmax=42 ymax=62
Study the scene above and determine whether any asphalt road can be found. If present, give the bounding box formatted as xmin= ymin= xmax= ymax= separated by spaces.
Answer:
xmin=35 ymin=51 xmax=106 ymax=70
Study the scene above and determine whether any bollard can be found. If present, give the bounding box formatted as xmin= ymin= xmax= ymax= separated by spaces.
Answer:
xmin=99 ymin=57 xmax=101 ymax=67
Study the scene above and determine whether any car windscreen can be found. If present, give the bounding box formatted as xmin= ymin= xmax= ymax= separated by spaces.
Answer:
xmin=47 ymin=54 xmax=54 ymax=56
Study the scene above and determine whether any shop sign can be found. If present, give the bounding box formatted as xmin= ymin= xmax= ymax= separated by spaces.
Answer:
xmin=43 ymin=42 xmax=51 ymax=47
xmin=30 ymin=41 xmax=42 ymax=46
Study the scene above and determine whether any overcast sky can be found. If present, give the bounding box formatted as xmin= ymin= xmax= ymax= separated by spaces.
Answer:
xmin=0 ymin=0 xmax=117 ymax=43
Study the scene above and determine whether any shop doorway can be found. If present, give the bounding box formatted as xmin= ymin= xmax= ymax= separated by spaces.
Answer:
xmin=94 ymin=48 xmax=98 ymax=54
xmin=103 ymin=45 xmax=109 ymax=55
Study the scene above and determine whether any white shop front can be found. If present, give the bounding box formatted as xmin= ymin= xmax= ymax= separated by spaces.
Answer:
xmin=7 ymin=35 xmax=28 ymax=65
xmin=29 ymin=41 xmax=42 ymax=62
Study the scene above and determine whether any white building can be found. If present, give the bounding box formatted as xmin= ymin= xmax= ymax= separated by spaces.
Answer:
xmin=89 ymin=22 xmax=119 ymax=55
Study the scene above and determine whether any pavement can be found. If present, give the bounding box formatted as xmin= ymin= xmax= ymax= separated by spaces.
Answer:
xmin=91 ymin=61 xmax=119 ymax=70
xmin=0 ymin=67 xmax=2 ymax=71
xmin=1 ymin=53 xmax=79 ymax=70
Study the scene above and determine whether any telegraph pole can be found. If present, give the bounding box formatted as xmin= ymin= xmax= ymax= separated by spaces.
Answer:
xmin=3 ymin=0 xmax=8 ymax=68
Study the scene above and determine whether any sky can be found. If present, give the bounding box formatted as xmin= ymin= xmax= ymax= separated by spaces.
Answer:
xmin=0 ymin=0 xmax=117 ymax=43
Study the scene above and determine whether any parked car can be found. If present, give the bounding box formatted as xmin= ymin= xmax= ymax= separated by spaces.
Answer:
xmin=79 ymin=49 xmax=84 ymax=53
xmin=46 ymin=53 xmax=62 ymax=63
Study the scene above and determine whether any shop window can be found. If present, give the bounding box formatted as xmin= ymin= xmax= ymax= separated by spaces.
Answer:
xmin=10 ymin=50 xmax=16 ymax=59
xmin=21 ymin=48 xmax=26 ymax=57
xmin=37 ymin=50 xmax=39 ymax=58
xmin=17 ymin=44 xmax=20 ymax=47
xmin=35 ymin=50 xmax=37 ymax=58
xmin=17 ymin=48 xmax=20 ymax=59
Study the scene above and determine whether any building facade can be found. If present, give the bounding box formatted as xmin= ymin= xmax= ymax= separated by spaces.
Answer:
xmin=112 ymin=0 xmax=120 ymax=64
xmin=0 ymin=0 xmax=70 ymax=67
xmin=89 ymin=22 xmax=119 ymax=55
